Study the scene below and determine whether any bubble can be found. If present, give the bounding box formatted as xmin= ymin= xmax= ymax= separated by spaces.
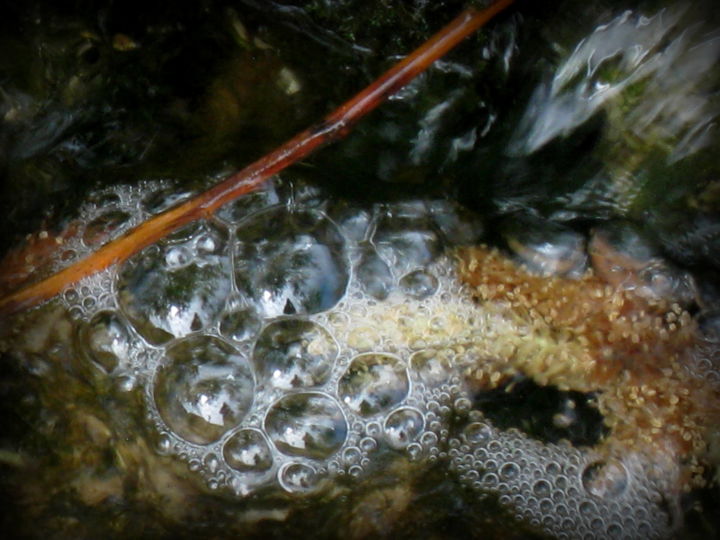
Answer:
xmin=463 ymin=422 xmax=493 ymax=446
xmin=581 ymin=459 xmax=629 ymax=499
xmin=342 ymin=446 xmax=362 ymax=465
xmin=156 ymin=433 xmax=172 ymax=454
xmin=407 ymin=442 xmax=423 ymax=461
xmin=153 ymin=336 xmax=254 ymax=445
xmin=359 ymin=436 xmax=377 ymax=452
xmin=77 ymin=310 xmax=132 ymax=374
xmin=216 ymin=183 xmax=281 ymax=225
xmin=421 ymin=431 xmax=439 ymax=447
xmin=539 ymin=498 xmax=553 ymax=513
xmin=204 ymin=453 xmax=220 ymax=474
xmin=118 ymin=221 xmax=231 ymax=344
xmin=373 ymin=211 xmax=441 ymax=274
xmin=533 ymin=479 xmax=552 ymax=497
xmin=164 ymin=246 xmax=192 ymax=268
xmin=278 ymin=462 xmax=319 ymax=493
xmin=220 ymin=307 xmax=263 ymax=342
xmin=384 ymin=407 xmax=424 ymax=449
xmin=410 ymin=349 xmax=454 ymax=387
xmin=234 ymin=208 xmax=348 ymax=318
xmin=577 ymin=500 xmax=597 ymax=517
xmin=142 ymin=185 xmax=195 ymax=215
xmin=501 ymin=215 xmax=588 ymax=278
xmin=252 ymin=319 xmax=337 ymax=389
xmin=366 ymin=421 xmax=382 ymax=437
xmin=606 ymin=523 xmax=622 ymax=538
xmin=399 ymin=270 xmax=438 ymax=299
xmin=499 ymin=462 xmax=520 ymax=482
xmin=223 ymin=429 xmax=273 ymax=473
xmin=82 ymin=210 xmax=133 ymax=246
xmin=264 ymin=392 xmax=347 ymax=459
xmin=356 ymin=244 xmax=394 ymax=300
xmin=338 ymin=353 xmax=409 ymax=416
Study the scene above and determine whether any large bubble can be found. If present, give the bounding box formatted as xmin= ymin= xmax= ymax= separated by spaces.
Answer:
xmin=118 ymin=220 xmax=231 ymax=344
xmin=153 ymin=335 xmax=255 ymax=445
xmin=252 ymin=319 xmax=338 ymax=390
xmin=264 ymin=392 xmax=347 ymax=459
xmin=234 ymin=208 xmax=349 ymax=318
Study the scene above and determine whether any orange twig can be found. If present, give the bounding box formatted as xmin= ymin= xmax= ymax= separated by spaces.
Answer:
xmin=0 ymin=0 xmax=514 ymax=318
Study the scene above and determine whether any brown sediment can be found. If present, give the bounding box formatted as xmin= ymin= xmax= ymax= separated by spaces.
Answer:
xmin=0 ymin=0 xmax=515 ymax=320
xmin=456 ymin=245 xmax=720 ymax=487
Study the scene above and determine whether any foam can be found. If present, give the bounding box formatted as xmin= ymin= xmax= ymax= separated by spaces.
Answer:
xmin=54 ymin=177 xmax=689 ymax=537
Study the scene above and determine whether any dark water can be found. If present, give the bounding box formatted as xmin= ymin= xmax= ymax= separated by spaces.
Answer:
xmin=1 ymin=1 xmax=720 ymax=538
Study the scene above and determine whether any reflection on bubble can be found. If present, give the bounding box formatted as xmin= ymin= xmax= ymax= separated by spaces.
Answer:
xmin=338 ymin=353 xmax=409 ymax=416
xmin=265 ymin=392 xmax=347 ymax=459
xmin=410 ymin=349 xmax=454 ymax=387
xmin=154 ymin=336 xmax=254 ymax=445
xmin=220 ymin=307 xmax=263 ymax=343
xmin=356 ymin=245 xmax=394 ymax=300
xmin=399 ymin=269 xmax=438 ymax=299
xmin=224 ymin=429 xmax=273 ymax=473
xmin=384 ymin=407 xmax=424 ymax=449
xmin=581 ymin=459 xmax=629 ymax=499
xmin=234 ymin=208 xmax=348 ymax=318
xmin=253 ymin=319 xmax=337 ymax=389
xmin=278 ymin=462 xmax=319 ymax=493
xmin=118 ymin=221 xmax=231 ymax=344
xmin=77 ymin=310 xmax=132 ymax=374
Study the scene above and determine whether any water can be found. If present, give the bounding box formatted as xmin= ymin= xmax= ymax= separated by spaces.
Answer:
xmin=1 ymin=1 xmax=720 ymax=538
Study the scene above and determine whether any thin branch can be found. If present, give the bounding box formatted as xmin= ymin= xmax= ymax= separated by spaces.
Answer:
xmin=0 ymin=0 xmax=514 ymax=318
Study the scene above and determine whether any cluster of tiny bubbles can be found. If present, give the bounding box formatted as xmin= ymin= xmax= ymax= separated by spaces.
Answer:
xmin=448 ymin=411 xmax=672 ymax=539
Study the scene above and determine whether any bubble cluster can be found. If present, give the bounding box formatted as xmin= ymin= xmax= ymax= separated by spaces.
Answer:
xmin=61 ymin=177 xmax=689 ymax=537
xmin=449 ymin=412 xmax=672 ymax=539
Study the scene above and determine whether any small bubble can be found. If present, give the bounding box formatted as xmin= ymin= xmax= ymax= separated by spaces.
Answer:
xmin=204 ymin=453 xmax=220 ymax=474
xmin=383 ymin=407 xmax=424 ymax=449
xmin=420 ymin=431 xmax=438 ymax=447
xmin=399 ymin=269 xmax=438 ymax=299
xmin=463 ymin=422 xmax=493 ymax=446
xmin=224 ymin=429 xmax=273 ymax=473
xmin=156 ymin=434 xmax=172 ymax=454
xmin=366 ymin=421 xmax=382 ymax=437
xmin=278 ymin=462 xmax=319 ymax=493
xmin=359 ymin=436 xmax=377 ymax=452
xmin=342 ymin=446 xmax=362 ymax=465
xmin=407 ymin=442 xmax=423 ymax=461
xmin=533 ymin=479 xmax=552 ymax=497
xmin=454 ymin=397 xmax=472 ymax=412
xmin=539 ymin=498 xmax=553 ymax=513
xmin=581 ymin=459 xmax=629 ymax=499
